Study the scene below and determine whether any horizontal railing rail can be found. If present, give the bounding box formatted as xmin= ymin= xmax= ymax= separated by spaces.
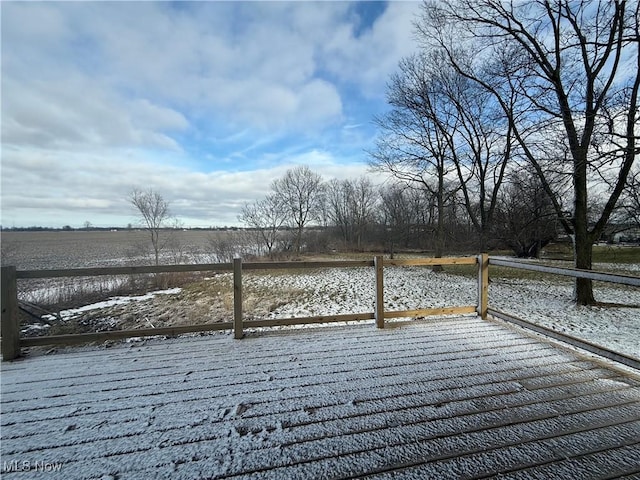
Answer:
xmin=15 ymin=263 xmax=235 ymax=279
xmin=243 ymin=260 xmax=374 ymax=270
xmin=1 ymin=256 xmax=486 ymax=359
xmin=488 ymin=307 xmax=640 ymax=370
xmin=488 ymin=257 xmax=640 ymax=370
xmin=386 ymin=258 xmax=478 ymax=266
xmin=13 ymin=260 xmax=375 ymax=279
xmin=489 ymin=257 xmax=640 ymax=287
xmin=19 ymin=322 xmax=234 ymax=347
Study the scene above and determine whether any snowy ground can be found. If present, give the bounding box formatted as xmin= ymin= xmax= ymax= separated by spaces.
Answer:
xmin=28 ymin=263 xmax=640 ymax=360
xmin=489 ymin=277 xmax=640 ymax=359
xmin=2 ymin=318 xmax=639 ymax=479
xmin=246 ymin=265 xmax=640 ymax=359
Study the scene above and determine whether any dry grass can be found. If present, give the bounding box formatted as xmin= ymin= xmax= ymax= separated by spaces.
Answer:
xmin=183 ymin=273 xmax=307 ymax=318
xmin=37 ymin=271 xmax=310 ymax=336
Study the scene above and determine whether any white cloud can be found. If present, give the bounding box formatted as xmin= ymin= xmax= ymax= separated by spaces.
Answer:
xmin=2 ymin=2 xmax=356 ymax=142
xmin=1 ymin=147 xmax=380 ymax=228
xmin=1 ymin=74 xmax=188 ymax=151
xmin=2 ymin=1 xmax=417 ymax=142
xmin=1 ymin=144 xmax=385 ymax=228
xmin=1 ymin=1 xmax=412 ymax=227
xmin=320 ymin=2 xmax=420 ymax=97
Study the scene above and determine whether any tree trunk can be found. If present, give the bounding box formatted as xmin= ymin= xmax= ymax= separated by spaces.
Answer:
xmin=478 ymin=226 xmax=488 ymax=253
xmin=573 ymin=150 xmax=596 ymax=305
xmin=573 ymin=234 xmax=595 ymax=305
xmin=295 ymin=226 xmax=303 ymax=256
xmin=152 ymin=230 xmax=160 ymax=266
xmin=433 ymin=171 xmax=445 ymax=272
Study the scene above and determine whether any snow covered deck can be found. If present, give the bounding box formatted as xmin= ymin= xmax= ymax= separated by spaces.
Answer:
xmin=1 ymin=317 xmax=639 ymax=479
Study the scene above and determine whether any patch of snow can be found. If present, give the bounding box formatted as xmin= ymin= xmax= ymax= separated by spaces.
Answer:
xmin=595 ymin=262 xmax=640 ymax=274
xmin=42 ymin=288 xmax=182 ymax=322
xmin=244 ymin=267 xmax=477 ymax=320
xmin=20 ymin=324 xmax=51 ymax=336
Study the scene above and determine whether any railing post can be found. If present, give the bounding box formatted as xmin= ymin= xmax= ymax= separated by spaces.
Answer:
xmin=477 ymin=253 xmax=489 ymax=319
xmin=233 ymin=257 xmax=243 ymax=339
xmin=374 ymin=256 xmax=384 ymax=329
xmin=1 ymin=266 xmax=20 ymax=360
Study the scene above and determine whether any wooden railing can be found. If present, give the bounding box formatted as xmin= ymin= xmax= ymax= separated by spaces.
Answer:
xmin=1 ymin=255 xmax=486 ymax=360
xmin=2 ymin=255 xmax=638 ymax=369
xmin=487 ymin=257 xmax=640 ymax=370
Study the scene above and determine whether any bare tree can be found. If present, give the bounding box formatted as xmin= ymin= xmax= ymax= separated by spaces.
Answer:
xmin=239 ymin=194 xmax=286 ymax=258
xmin=379 ymin=184 xmax=414 ymax=258
xmin=370 ymin=53 xmax=459 ymax=260
xmin=622 ymin=167 xmax=640 ymax=230
xmin=439 ymin=60 xmax=513 ymax=251
xmin=272 ymin=166 xmax=325 ymax=256
xmin=371 ymin=47 xmax=514 ymax=256
xmin=208 ymin=230 xmax=256 ymax=263
xmin=378 ymin=183 xmax=438 ymax=257
xmin=129 ymin=188 xmax=172 ymax=265
xmin=326 ymin=177 xmax=377 ymax=250
xmin=495 ymin=168 xmax=558 ymax=258
xmin=419 ymin=0 xmax=639 ymax=304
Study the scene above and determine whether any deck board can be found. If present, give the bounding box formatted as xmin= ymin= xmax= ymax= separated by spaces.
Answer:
xmin=1 ymin=317 xmax=639 ymax=479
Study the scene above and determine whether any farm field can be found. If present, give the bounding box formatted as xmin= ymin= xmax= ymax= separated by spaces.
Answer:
xmin=1 ymin=230 xmax=219 ymax=270
xmin=1 ymin=230 xmax=639 ymax=361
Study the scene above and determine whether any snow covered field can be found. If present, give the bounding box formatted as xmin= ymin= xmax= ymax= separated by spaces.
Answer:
xmin=35 ymin=263 xmax=640 ymax=360
xmin=489 ymin=277 xmax=640 ymax=359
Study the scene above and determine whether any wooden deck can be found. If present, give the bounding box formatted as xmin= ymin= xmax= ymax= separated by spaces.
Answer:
xmin=1 ymin=317 xmax=639 ymax=479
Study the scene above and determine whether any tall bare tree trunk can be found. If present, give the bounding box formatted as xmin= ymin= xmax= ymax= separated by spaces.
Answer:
xmin=574 ymin=238 xmax=595 ymax=305
xmin=573 ymin=149 xmax=596 ymax=305
xmin=432 ymin=168 xmax=445 ymax=272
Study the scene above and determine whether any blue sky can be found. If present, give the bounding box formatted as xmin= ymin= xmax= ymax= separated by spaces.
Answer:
xmin=1 ymin=1 xmax=420 ymax=228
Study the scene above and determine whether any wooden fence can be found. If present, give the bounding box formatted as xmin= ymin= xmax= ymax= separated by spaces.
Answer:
xmin=1 ymin=255 xmax=639 ymax=369
xmin=1 ymin=256 xmax=484 ymax=360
